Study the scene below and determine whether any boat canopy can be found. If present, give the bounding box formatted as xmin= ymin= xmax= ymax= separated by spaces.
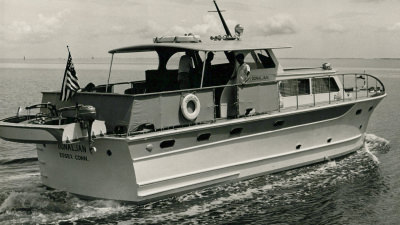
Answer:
xmin=108 ymin=41 xmax=291 ymax=54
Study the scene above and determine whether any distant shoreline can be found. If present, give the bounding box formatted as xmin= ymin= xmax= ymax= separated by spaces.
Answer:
xmin=0 ymin=57 xmax=400 ymax=60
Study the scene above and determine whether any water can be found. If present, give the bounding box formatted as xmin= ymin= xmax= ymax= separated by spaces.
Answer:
xmin=0 ymin=58 xmax=399 ymax=224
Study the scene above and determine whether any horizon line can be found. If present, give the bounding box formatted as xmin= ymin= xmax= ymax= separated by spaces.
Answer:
xmin=1 ymin=57 xmax=400 ymax=60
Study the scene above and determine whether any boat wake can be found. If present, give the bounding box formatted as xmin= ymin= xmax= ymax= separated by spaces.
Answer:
xmin=0 ymin=187 xmax=128 ymax=224
xmin=0 ymin=133 xmax=391 ymax=224
xmin=364 ymin=133 xmax=391 ymax=153
xmin=363 ymin=133 xmax=391 ymax=164
xmin=0 ymin=157 xmax=38 ymax=165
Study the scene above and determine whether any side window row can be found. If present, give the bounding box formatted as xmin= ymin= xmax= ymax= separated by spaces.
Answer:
xmin=279 ymin=77 xmax=339 ymax=97
xmin=160 ymin=128 xmax=245 ymax=149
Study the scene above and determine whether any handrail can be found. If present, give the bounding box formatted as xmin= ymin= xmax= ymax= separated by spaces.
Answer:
xmin=59 ymin=72 xmax=385 ymax=135
xmin=92 ymin=73 xmax=385 ymax=103
xmin=131 ymin=79 xmax=278 ymax=97
xmin=312 ymin=73 xmax=385 ymax=92
xmin=122 ymin=72 xmax=385 ymax=121
xmin=284 ymin=73 xmax=385 ymax=112
xmin=25 ymin=103 xmax=58 ymax=117
xmin=97 ymin=81 xmax=133 ymax=87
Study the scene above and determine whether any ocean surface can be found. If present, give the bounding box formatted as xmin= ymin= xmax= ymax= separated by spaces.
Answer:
xmin=0 ymin=58 xmax=399 ymax=224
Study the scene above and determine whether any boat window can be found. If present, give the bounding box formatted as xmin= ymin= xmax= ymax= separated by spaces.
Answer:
xmin=110 ymin=52 xmax=158 ymax=94
xmin=313 ymin=77 xmax=339 ymax=94
xmin=247 ymin=50 xmax=275 ymax=69
xmin=197 ymin=133 xmax=211 ymax=142
xmin=244 ymin=52 xmax=259 ymax=69
xmin=230 ymin=127 xmax=243 ymax=136
xmin=279 ymin=79 xmax=311 ymax=97
xmin=164 ymin=50 xmax=205 ymax=89
xmin=211 ymin=51 xmax=231 ymax=65
xmin=273 ymin=120 xmax=285 ymax=127
xmin=243 ymin=50 xmax=275 ymax=69
xmin=166 ymin=52 xmax=183 ymax=70
xmin=112 ymin=52 xmax=157 ymax=82
xmin=204 ymin=51 xmax=235 ymax=87
xmin=166 ymin=51 xmax=204 ymax=70
xmin=160 ymin=139 xmax=175 ymax=148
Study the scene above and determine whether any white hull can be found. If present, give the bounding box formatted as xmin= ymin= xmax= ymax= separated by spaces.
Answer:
xmin=36 ymin=97 xmax=383 ymax=202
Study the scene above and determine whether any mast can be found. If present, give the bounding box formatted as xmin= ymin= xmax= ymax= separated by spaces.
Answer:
xmin=212 ymin=0 xmax=232 ymax=37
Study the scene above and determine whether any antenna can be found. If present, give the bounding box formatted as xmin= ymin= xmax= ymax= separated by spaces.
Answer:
xmin=211 ymin=0 xmax=232 ymax=37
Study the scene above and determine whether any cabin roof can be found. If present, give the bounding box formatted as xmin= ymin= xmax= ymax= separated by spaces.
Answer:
xmin=108 ymin=41 xmax=291 ymax=54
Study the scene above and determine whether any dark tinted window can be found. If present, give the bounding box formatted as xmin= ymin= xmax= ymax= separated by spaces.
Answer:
xmin=280 ymin=79 xmax=310 ymax=97
xmin=258 ymin=50 xmax=275 ymax=68
xmin=313 ymin=77 xmax=339 ymax=93
xmin=230 ymin=127 xmax=243 ymax=136
xmin=197 ymin=133 xmax=211 ymax=142
xmin=245 ymin=50 xmax=275 ymax=69
xmin=160 ymin=140 xmax=175 ymax=148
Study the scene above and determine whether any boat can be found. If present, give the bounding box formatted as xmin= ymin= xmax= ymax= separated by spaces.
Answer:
xmin=0 ymin=1 xmax=386 ymax=202
xmin=0 ymin=103 xmax=106 ymax=145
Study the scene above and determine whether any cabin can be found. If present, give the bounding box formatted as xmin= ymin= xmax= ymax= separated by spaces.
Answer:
xmin=41 ymin=36 xmax=384 ymax=136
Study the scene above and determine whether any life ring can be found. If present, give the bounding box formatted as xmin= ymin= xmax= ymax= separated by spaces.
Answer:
xmin=181 ymin=94 xmax=201 ymax=121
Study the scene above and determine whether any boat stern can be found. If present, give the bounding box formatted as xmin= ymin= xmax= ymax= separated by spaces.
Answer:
xmin=37 ymin=138 xmax=139 ymax=201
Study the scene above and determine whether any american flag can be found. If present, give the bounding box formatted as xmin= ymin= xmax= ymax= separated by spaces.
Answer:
xmin=60 ymin=52 xmax=80 ymax=101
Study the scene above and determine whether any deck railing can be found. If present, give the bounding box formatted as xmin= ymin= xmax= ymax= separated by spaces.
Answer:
xmin=101 ymin=73 xmax=385 ymax=110
xmin=278 ymin=73 xmax=385 ymax=111
xmin=90 ymin=72 xmax=385 ymax=134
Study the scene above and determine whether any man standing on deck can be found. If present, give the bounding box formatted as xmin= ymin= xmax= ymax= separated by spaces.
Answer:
xmin=230 ymin=53 xmax=250 ymax=85
xmin=178 ymin=53 xmax=194 ymax=89
xmin=203 ymin=52 xmax=214 ymax=87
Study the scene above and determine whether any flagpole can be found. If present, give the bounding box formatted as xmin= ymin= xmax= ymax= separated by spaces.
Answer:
xmin=60 ymin=45 xmax=80 ymax=101
xmin=60 ymin=46 xmax=71 ymax=101
xmin=106 ymin=53 xmax=114 ymax=93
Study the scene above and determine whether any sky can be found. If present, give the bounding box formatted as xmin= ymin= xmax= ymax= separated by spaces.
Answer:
xmin=1 ymin=0 xmax=400 ymax=59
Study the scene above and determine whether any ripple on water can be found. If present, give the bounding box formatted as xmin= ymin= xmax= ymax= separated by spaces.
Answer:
xmin=0 ymin=189 xmax=129 ymax=224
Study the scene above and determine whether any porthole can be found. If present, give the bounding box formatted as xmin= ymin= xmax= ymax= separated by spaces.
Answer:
xmin=160 ymin=140 xmax=175 ymax=148
xmin=107 ymin=150 xmax=112 ymax=156
xmin=327 ymin=138 xmax=332 ymax=143
xmin=197 ymin=133 xmax=211 ymax=142
xmin=356 ymin=109 xmax=362 ymax=115
xmin=369 ymin=106 xmax=374 ymax=112
xmin=296 ymin=144 xmax=302 ymax=150
xmin=230 ymin=127 xmax=243 ymax=136
xmin=273 ymin=120 xmax=285 ymax=127
xmin=359 ymin=125 xmax=363 ymax=129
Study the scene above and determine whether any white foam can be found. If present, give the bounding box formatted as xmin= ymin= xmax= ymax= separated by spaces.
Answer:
xmin=327 ymin=160 xmax=337 ymax=167
xmin=363 ymin=133 xmax=391 ymax=164
xmin=365 ymin=133 xmax=390 ymax=144
xmin=0 ymin=191 xmax=128 ymax=224
xmin=123 ymin=186 xmax=265 ymax=224
xmin=364 ymin=143 xmax=380 ymax=164
xmin=60 ymin=199 xmax=128 ymax=222
xmin=365 ymin=133 xmax=390 ymax=152
xmin=0 ymin=191 xmax=48 ymax=213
